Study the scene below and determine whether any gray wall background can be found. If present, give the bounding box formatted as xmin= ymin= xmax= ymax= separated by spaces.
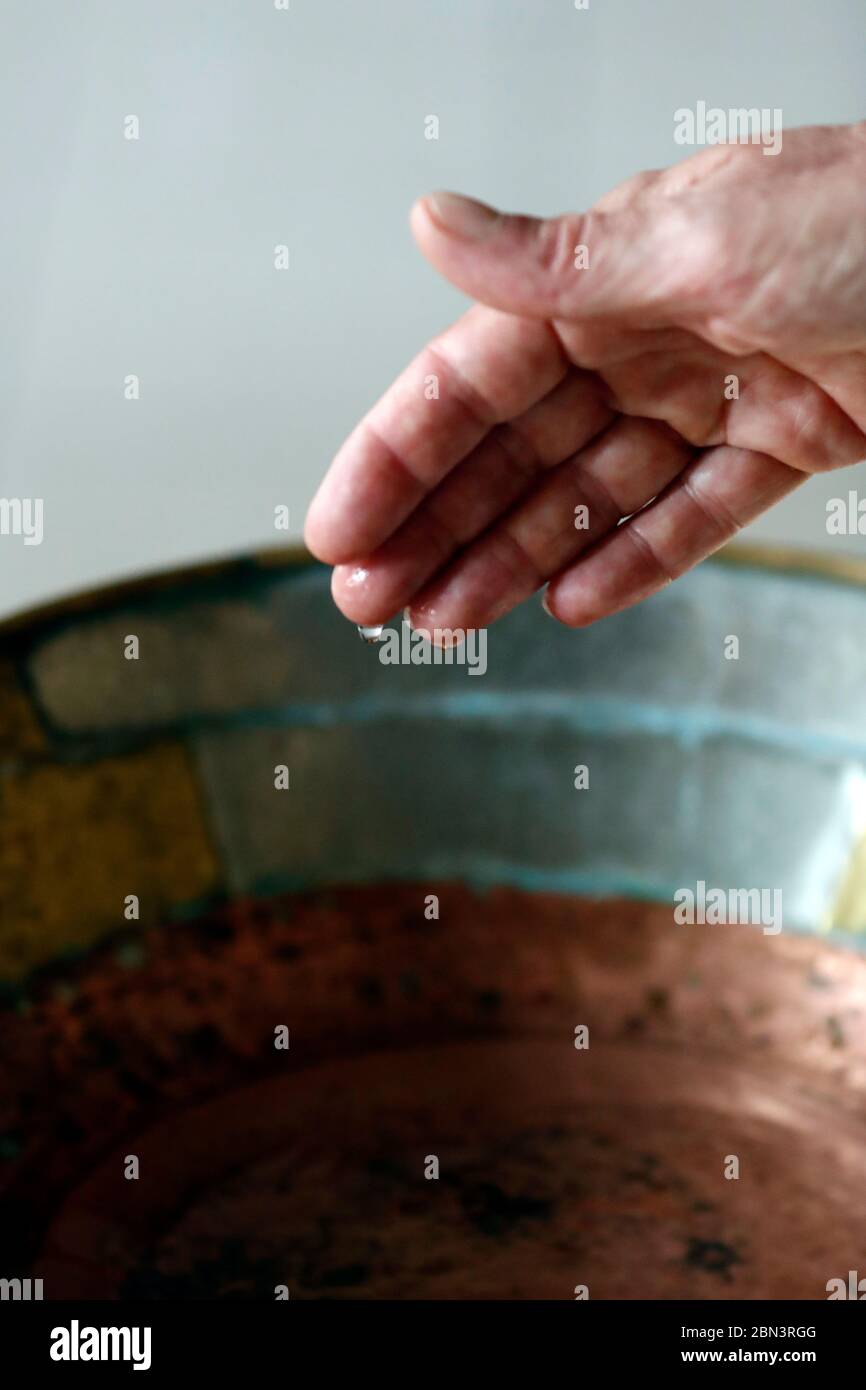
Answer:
xmin=1 ymin=0 xmax=864 ymax=620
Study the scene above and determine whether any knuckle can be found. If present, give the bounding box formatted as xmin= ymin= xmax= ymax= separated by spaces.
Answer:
xmin=666 ymin=202 xmax=732 ymax=301
xmin=782 ymin=385 xmax=852 ymax=472
xmin=534 ymin=212 xmax=593 ymax=286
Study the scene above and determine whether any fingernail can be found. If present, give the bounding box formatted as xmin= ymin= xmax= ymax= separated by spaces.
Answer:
xmin=404 ymin=605 xmax=463 ymax=648
xmin=541 ymin=589 xmax=556 ymax=618
xmin=425 ymin=192 xmax=499 ymax=240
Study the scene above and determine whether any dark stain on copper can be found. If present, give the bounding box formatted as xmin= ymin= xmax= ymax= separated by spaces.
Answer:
xmin=357 ymin=976 xmax=384 ymax=1005
xmin=475 ymin=988 xmax=503 ymax=1013
xmin=459 ymin=1181 xmax=554 ymax=1238
xmin=622 ymin=1153 xmax=666 ymax=1190
xmin=684 ymin=1237 xmax=743 ymax=1279
xmin=646 ymin=986 xmax=669 ymax=1014
xmin=275 ymin=942 xmax=303 ymax=961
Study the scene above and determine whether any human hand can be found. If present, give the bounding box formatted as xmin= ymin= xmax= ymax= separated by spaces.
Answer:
xmin=305 ymin=124 xmax=866 ymax=637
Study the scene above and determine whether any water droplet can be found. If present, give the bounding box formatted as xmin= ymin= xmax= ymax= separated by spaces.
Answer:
xmin=357 ymin=624 xmax=384 ymax=644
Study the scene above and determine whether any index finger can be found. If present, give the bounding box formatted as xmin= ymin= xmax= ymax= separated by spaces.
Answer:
xmin=304 ymin=304 xmax=569 ymax=564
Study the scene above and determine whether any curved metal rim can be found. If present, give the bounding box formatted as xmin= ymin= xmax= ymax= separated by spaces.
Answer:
xmin=0 ymin=544 xmax=313 ymax=639
xmin=3 ymin=538 xmax=866 ymax=640
xmin=5 ymin=536 xmax=866 ymax=937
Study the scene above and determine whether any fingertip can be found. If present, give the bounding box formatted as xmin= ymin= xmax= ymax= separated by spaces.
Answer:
xmin=409 ymin=194 xmax=445 ymax=254
xmin=305 ymin=488 xmax=381 ymax=567
xmin=331 ymin=561 xmax=414 ymax=636
xmin=330 ymin=563 xmax=384 ymax=625
xmin=303 ymin=504 xmax=343 ymax=566
xmin=302 ymin=507 xmax=327 ymax=561
xmin=411 ymin=191 xmax=501 ymax=245
xmin=409 ymin=194 xmax=434 ymax=233
xmin=408 ymin=196 xmax=427 ymax=242
xmin=542 ymin=579 xmax=596 ymax=630
xmin=404 ymin=604 xmax=469 ymax=648
xmin=304 ymin=529 xmax=361 ymax=569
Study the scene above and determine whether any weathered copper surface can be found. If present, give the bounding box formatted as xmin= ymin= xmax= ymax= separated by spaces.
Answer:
xmin=1 ymin=884 xmax=862 ymax=1299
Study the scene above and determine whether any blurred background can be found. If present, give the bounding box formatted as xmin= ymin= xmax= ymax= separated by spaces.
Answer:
xmin=1 ymin=0 xmax=865 ymax=620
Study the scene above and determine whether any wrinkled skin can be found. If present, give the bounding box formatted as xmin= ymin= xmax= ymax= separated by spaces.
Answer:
xmin=305 ymin=124 xmax=866 ymax=638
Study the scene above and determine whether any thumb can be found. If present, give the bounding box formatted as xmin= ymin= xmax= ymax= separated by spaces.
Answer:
xmin=410 ymin=190 xmax=695 ymax=324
